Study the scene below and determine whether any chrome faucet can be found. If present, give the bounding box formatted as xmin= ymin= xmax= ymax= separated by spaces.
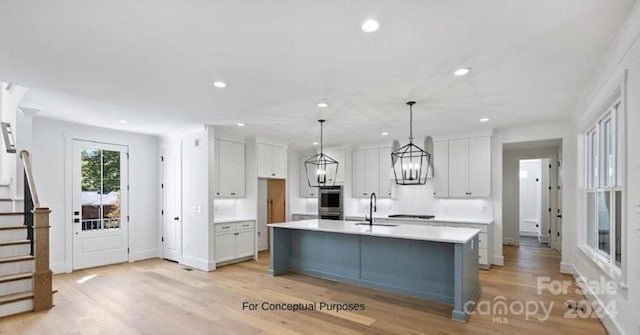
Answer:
xmin=368 ymin=192 xmax=377 ymax=226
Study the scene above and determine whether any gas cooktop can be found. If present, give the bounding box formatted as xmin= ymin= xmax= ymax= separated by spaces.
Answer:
xmin=387 ymin=214 xmax=435 ymax=220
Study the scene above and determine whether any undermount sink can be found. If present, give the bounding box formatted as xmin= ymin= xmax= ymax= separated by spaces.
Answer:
xmin=354 ymin=222 xmax=398 ymax=227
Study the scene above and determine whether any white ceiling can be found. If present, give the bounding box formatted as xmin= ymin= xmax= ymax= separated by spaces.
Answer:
xmin=0 ymin=0 xmax=635 ymax=150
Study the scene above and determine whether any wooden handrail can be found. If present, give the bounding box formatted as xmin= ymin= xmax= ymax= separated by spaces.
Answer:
xmin=19 ymin=150 xmax=40 ymax=208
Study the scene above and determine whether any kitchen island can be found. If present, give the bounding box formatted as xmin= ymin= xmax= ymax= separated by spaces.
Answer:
xmin=268 ymin=219 xmax=481 ymax=321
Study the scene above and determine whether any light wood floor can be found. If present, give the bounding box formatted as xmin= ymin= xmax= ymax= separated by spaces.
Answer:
xmin=0 ymin=246 xmax=607 ymax=335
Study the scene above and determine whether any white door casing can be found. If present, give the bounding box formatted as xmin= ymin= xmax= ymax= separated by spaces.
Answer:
xmin=72 ymin=140 xmax=129 ymax=270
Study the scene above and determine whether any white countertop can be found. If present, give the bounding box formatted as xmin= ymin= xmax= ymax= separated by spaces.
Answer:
xmin=214 ymin=218 xmax=255 ymax=224
xmin=268 ymin=219 xmax=481 ymax=244
xmin=344 ymin=215 xmax=493 ymax=225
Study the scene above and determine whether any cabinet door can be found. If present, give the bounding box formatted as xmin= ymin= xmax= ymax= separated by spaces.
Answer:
xmin=378 ymin=147 xmax=392 ymax=198
xmin=213 ymin=139 xmax=221 ymax=197
xmin=468 ymin=137 xmax=491 ymax=197
xmin=271 ymin=145 xmax=287 ymax=178
xmin=218 ymin=140 xmax=234 ymax=197
xmin=214 ymin=232 xmax=236 ymax=262
xmin=365 ymin=149 xmax=379 ymax=195
xmin=236 ymin=229 xmax=255 ymax=258
xmin=352 ymin=150 xmax=368 ymax=197
xmin=299 ymin=156 xmax=317 ymax=198
xmin=448 ymin=139 xmax=469 ymax=197
xmin=232 ymin=142 xmax=246 ymax=197
xmin=257 ymin=143 xmax=272 ymax=178
xmin=324 ymin=149 xmax=344 ymax=184
xmin=433 ymin=141 xmax=449 ymax=197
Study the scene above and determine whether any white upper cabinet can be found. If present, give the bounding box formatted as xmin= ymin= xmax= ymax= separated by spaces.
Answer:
xmin=299 ymin=155 xmax=318 ymax=198
xmin=432 ymin=141 xmax=449 ymax=197
xmin=467 ymin=136 xmax=491 ymax=197
xmin=352 ymin=147 xmax=392 ymax=198
xmin=323 ymin=149 xmax=345 ymax=184
xmin=448 ymin=139 xmax=469 ymax=197
xmin=257 ymin=142 xmax=287 ymax=179
xmin=434 ymin=136 xmax=491 ymax=198
xmin=215 ymin=139 xmax=245 ymax=198
xmin=378 ymin=147 xmax=393 ymax=198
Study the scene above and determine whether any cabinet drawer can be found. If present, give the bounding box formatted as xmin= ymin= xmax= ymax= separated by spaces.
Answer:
xmin=236 ymin=221 xmax=255 ymax=231
xmin=215 ymin=223 xmax=236 ymax=233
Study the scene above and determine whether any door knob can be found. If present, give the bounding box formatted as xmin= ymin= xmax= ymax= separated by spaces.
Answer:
xmin=174 ymin=217 xmax=179 ymax=221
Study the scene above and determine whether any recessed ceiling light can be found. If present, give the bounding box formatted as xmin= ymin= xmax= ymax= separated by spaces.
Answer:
xmin=312 ymin=142 xmax=319 ymax=146
xmin=236 ymin=122 xmax=245 ymax=127
xmin=479 ymin=117 xmax=490 ymax=122
xmin=118 ymin=119 xmax=129 ymax=124
xmin=361 ymin=19 xmax=380 ymax=33
xmin=213 ymin=81 xmax=227 ymax=88
xmin=381 ymin=131 xmax=389 ymax=136
xmin=454 ymin=68 xmax=471 ymax=76
xmin=317 ymin=102 xmax=328 ymax=108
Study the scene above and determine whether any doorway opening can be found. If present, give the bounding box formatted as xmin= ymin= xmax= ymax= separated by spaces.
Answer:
xmin=502 ymin=139 xmax=562 ymax=253
xmin=257 ymin=178 xmax=286 ymax=252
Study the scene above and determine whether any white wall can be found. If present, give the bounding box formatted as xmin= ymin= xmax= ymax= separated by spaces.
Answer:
xmin=179 ymin=129 xmax=214 ymax=271
xmin=570 ymin=2 xmax=640 ymax=333
xmin=31 ymin=117 xmax=159 ymax=273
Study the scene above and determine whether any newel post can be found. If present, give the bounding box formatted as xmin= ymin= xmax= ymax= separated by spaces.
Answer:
xmin=32 ymin=207 xmax=53 ymax=311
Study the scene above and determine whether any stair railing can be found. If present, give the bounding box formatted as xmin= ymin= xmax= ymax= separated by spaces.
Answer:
xmin=19 ymin=150 xmax=52 ymax=312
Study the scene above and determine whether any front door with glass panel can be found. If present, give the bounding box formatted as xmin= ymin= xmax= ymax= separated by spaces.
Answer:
xmin=72 ymin=140 xmax=129 ymax=270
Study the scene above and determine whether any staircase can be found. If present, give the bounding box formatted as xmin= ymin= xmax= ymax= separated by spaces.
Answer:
xmin=0 ymin=151 xmax=53 ymax=318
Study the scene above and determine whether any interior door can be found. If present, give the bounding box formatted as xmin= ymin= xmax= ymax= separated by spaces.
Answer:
xmin=161 ymin=147 xmax=182 ymax=262
xmin=267 ymin=179 xmax=286 ymax=224
xmin=72 ymin=140 xmax=128 ymax=270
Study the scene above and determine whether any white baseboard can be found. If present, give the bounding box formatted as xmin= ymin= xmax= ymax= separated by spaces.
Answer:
xmin=491 ymin=255 xmax=504 ymax=266
xmin=180 ymin=255 xmax=216 ymax=272
xmin=572 ymin=267 xmax=623 ymax=335
xmin=130 ymin=248 xmax=159 ymax=262
xmin=503 ymin=238 xmax=518 ymax=246
xmin=51 ymin=262 xmax=68 ymax=274
xmin=519 ymin=231 xmax=538 ymax=237
xmin=538 ymin=235 xmax=550 ymax=243
xmin=560 ymin=262 xmax=575 ymax=275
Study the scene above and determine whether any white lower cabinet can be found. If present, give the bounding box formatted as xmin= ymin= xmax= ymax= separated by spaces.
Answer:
xmin=291 ymin=214 xmax=318 ymax=221
xmin=214 ymin=221 xmax=255 ymax=264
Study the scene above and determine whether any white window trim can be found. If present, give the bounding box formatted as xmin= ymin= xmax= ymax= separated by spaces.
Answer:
xmin=579 ymin=70 xmax=627 ymax=290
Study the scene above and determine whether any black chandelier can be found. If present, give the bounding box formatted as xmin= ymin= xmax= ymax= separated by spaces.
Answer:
xmin=391 ymin=101 xmax=431 ymax=185
xmin=305 ymin=120 xmax=339 ymax=187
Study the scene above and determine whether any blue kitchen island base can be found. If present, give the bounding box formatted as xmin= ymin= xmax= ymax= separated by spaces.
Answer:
xmin=269 ymin=226 xmax=480 ymax=322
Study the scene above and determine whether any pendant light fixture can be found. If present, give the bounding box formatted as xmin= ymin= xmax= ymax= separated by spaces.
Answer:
xmin=305 ymin=120 xmax=339 ymax=187
xmin=391 ymin=101 xmax=431 ymax=185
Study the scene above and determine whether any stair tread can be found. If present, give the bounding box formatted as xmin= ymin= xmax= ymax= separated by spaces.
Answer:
xmin=0 ymin=225 xmax=27 ymax=230
xmin=0 ymin=272 xmax=33 ymax=283
xmin=0 ymin=212 xmax=24 ymax=216
xmin=0 ymin=239 xmax=30 ymax=246
xmin=0 ymin=291 xmax=33 ymax=305
xmin=0 ymin=255 xmax=34 ymax=264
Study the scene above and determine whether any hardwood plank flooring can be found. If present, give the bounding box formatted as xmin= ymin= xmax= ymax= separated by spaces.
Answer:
xmin=0 ymin=246 xmax=607 ymax=334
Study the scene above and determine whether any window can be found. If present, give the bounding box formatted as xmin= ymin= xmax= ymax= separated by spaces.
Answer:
xmin=584 ymin=98 xmax=624 ymax=271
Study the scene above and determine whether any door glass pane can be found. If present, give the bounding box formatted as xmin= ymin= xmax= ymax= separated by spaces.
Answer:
xmin=602 ymin=119 xmax=614 ymax=187
xmin=81 ymin=148 xmax=121 ymax=231
xmin=587 ymin=192 xmax=596 ymax=249
xmin=102 ymin=150 xmax=121 ymax=229
xmin=81 ymin=148 xmax=102 ymax=231
xmin=615 ymin=191 xmax=622 ymax=267
xmin=597 ymin=191 xmax=611 ymax=256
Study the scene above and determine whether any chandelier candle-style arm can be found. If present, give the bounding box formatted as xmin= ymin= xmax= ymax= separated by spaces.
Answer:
xmin=305 ymin=120 xmax=339 ymax=187
xmin=391 ymin=101 xmax=431 ymax=185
